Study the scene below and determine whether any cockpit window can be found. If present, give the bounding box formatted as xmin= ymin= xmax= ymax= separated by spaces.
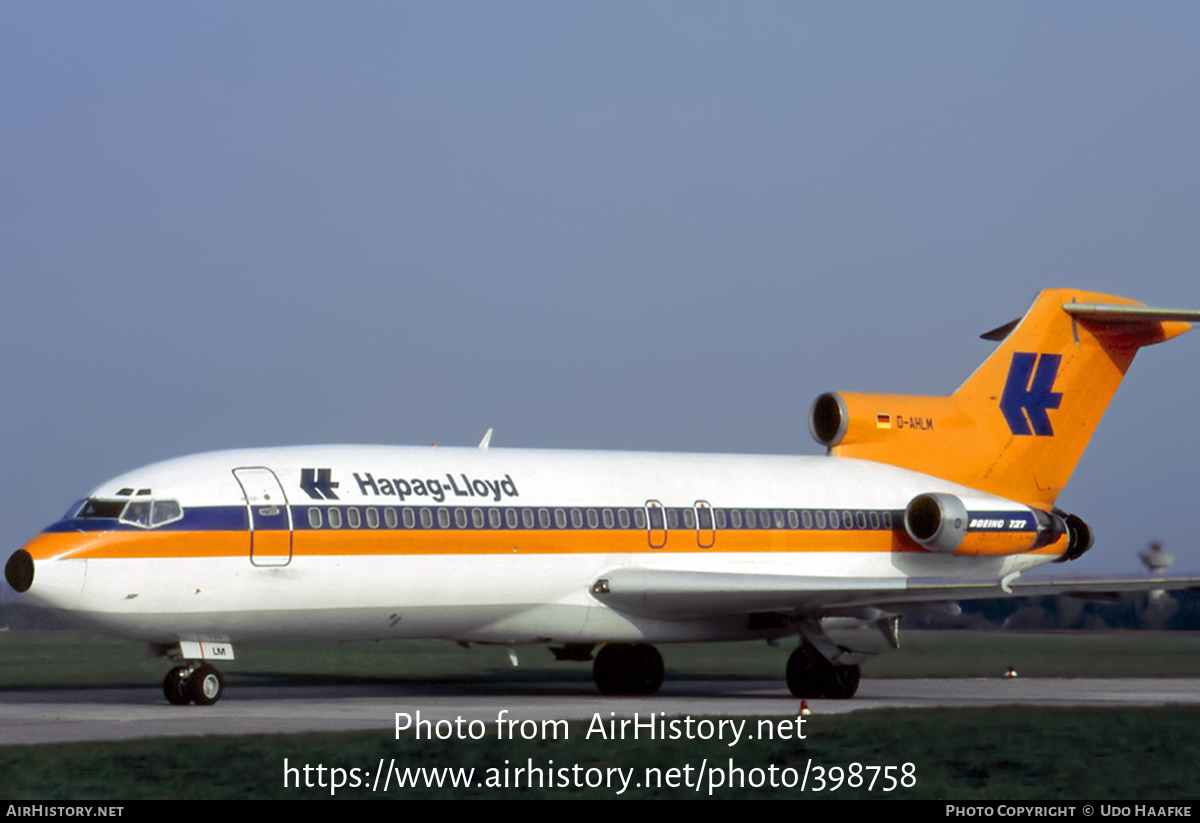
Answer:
xmin=77 ymin=499 xmax=127 ymax=518
xmin=150 ymin=499 xmax=183 ymax=526
xmin=76 ymin=497 xmax=185 ymax=528
xmin=120 ymin=501 xmax=152 ymax=527
xmin=118 ymin=499 xmax=185 ymax=529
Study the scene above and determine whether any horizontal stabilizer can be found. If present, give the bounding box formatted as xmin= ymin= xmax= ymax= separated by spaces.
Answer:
xmin=979 ymin=317 xmax=1020 ymax=341
xmin=1064 ymin=303 xmax=1200 ymax=326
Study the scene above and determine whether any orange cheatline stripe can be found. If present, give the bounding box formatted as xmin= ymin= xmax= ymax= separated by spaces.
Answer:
xmin=20 ymin=527 xmax=1062 ymax=561
xmin=22 ymin=531 xmax=242 ymax=561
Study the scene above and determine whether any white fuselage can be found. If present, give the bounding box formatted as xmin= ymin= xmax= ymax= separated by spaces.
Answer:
xmin=16 ymin=445 xmax=1058 ymax=646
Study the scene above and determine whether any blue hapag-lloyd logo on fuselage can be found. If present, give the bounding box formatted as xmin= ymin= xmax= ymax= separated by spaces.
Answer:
xmin=1000 ymin=352 xmax=1063 ymax=436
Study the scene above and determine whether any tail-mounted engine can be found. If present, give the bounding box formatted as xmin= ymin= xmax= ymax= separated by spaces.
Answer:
xmin=903 ymin=493 xmax=969 ymax=553
xmin=809 ymin=392 xmax=851 ymax=448
xmin=1053 ymin=510 xmax=1094 ymax=562
xmin=900 ymin=493 xmax=1088 ymax=558
xmin=808 ymin=391 xmax=954 ymax=451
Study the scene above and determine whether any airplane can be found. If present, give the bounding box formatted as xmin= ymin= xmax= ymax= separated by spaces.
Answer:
xmin=7 ymin=288 xmax=1200 ymax=706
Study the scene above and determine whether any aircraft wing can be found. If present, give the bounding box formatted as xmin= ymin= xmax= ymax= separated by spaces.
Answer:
xmin=595 ymin=568 xmax=1200 ymax=619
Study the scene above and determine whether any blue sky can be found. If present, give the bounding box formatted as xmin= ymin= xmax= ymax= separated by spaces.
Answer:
xmin=3 ymin=2 xmax=1199 ymax=594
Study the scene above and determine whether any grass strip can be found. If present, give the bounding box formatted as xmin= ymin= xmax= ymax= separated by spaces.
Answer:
xmin=5 ymin=631 xmax=1200 ymax=690
xmin=2 ymin=707 xmax=1198 ymax=800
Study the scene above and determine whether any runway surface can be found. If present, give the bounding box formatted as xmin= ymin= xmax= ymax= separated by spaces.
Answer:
xmin=3 ymin=678 xmax=1200 ymax=745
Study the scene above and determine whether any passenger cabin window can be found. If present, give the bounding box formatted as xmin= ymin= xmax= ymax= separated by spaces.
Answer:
xmin=294 ymin=502 xmax=902 ymax=535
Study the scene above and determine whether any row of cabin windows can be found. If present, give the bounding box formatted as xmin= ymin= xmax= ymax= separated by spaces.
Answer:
xmin=305 ymin=505 xmax=895 ymax=532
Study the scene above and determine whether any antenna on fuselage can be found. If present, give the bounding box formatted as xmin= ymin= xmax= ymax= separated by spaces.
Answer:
xmin=479 ymin=428 xmax=494 ymax=450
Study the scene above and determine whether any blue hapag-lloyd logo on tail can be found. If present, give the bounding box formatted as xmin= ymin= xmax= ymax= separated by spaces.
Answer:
xmin=1000 ymin=352 xmax=1063 ymax=436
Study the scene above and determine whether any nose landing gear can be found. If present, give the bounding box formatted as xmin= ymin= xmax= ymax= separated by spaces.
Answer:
xmin=162 ymin=663 xmax=225 ymax=706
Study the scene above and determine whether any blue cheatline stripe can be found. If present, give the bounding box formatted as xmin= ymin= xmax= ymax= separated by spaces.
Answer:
xmin=41 ymin=505 xmax=1037 ymax=535
xmin=43 ymin=506 xmax=248 ymax=534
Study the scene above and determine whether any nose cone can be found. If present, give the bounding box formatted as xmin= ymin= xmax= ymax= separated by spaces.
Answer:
xmin=8 ymin=534 xmax=88 ymax=612
xmin=5 ymin=549 xmax=33 ymax=593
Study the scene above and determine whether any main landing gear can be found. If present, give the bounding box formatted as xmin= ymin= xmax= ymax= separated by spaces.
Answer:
xmin=587 ymin=639 xmax=861 ymax=698
xmin=786 ymin=640 xmax=861 ymax=699
xmin=593 ymin=643 xmax=664 ymax=696
xmin=163 ymin=663 xmax=224 ymax=706
xmin=585 ymin=626 xmax=863 ymax=699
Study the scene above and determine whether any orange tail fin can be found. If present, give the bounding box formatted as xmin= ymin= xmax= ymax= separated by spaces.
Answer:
xmin=809 ymin=289 xmax=1198 ymax=509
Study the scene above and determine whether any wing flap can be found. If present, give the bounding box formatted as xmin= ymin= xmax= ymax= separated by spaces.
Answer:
xmin=595 ymin=568 xmax=1200 ymax=619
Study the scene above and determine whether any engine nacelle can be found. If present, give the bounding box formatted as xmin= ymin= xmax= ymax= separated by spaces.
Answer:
xmin=904 ymin=493 xmax=969 ymax=553
xmin=1053 ymin=511 xmax=1095 ymax=562
xmin=809 ymin=392 xmax=850 ymax=448
xmin=808 ymin=390 xmax=956 ymax=451
xmin=902 ymin=494 xmax=1082 ymax=557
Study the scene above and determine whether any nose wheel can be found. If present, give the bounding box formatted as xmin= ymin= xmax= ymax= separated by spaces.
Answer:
xmin=163 ymin=664 xmax=225 ymax=706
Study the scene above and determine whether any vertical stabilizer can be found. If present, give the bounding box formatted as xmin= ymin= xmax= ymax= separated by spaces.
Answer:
xmin=810 ymin=289 xmax=1197 ymax=508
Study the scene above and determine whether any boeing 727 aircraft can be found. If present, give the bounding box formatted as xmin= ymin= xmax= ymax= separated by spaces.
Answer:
xmin=8 ymin=289 xmax=1200 ymax=705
